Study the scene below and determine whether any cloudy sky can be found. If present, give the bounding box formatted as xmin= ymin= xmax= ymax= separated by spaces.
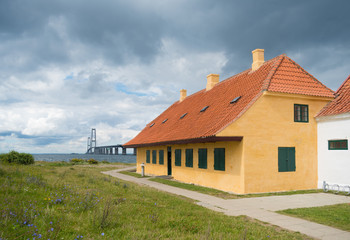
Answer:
xmin=1 ymin=0 xmax=350 ymax=153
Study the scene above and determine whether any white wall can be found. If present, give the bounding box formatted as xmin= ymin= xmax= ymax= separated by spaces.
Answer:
xmin=317 ymin=113 xmax=350 ymax=188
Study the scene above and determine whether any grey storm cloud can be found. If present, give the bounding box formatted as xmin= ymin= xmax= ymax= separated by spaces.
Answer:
xmin=0 ymin=0 xmax=350 ymax=153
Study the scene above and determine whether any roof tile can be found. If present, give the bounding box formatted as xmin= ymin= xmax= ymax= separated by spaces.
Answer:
xmin=317 ymin=75 xmax=350 ymax=117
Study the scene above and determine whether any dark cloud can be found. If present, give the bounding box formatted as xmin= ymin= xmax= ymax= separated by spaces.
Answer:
xmin=1 ymin=0 xmax=349 ymax=153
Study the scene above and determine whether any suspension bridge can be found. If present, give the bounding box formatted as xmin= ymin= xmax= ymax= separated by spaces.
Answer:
xmin=86 ymin=128 xmax=136 ymax=155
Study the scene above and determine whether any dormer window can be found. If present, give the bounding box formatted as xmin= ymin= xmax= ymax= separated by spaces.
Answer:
xmin=150 ymin=123 xmax=155 ymax=127
xmin=162 ymin=119 xmax=168 ymax=124
xmin=200 ymin=106 xmax=209 ymax=112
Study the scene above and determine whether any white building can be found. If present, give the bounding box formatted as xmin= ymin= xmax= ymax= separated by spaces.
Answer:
xmin=316 ymin=75 xmax=350 ymax=188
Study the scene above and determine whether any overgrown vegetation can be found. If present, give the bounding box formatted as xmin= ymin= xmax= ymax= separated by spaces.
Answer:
xmin=150 ymin=178 xmax=323 ymax=199
xmin=70 ymin=158 xmax=104 ymax=165
xmin=0 ymin=151 xmax=34 ymax=165
xmin=279 ymin=204 xmax=350 ymax=231
xmin=0 ymin=162 xmax=309 ymax=239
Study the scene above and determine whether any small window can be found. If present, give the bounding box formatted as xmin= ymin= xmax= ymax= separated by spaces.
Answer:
xmin=162 ymin=119 xmax=168 ymax=124
xmin=294 ymin=104 xmax=308 ymax=122
xmin=230 ymin=96 xmax=241 ymax=104
xmin=175 ymin=149 xmax=181 ymax=166
xmin=180 ymin=113 xmax=187 ymax=119
xmin=185 ymin=149 xmax=193 ymax=167
xmin=200 ymin=106 xmax=209 ymax=112
xmin=329 ymin=140 xmax=348 ymax=150
xmin=146 ymin=150 xmax=150 ymax=163
xmin=150 ymin=123 xmax=155 ymax=127
xmin=214 ymin=148 xmax=225 ymax=171
xmin=278 ymin=147 xmax=295 ymax=172
xmin=198 ymin=148 xmax=207 ymax=169
xmin=159 ymin=150 xmax=164 ymax=164
xmin=152 ymin=150 xmax=157 ymax=164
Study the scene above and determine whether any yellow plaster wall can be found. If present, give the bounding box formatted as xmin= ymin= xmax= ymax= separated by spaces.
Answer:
xmin=136 ymin=146 xmax=168 ymax=176
xmin=218 ymin=91 xmax=332 ymax=193
xmin=136 ymin=141 xmax=244 ymax=193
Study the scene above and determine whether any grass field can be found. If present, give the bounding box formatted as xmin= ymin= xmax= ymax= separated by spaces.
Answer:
xmin=279 ymin=203 xmax=350 ymax=232
xmin=0 ymin=161 xmax=310 ymax=239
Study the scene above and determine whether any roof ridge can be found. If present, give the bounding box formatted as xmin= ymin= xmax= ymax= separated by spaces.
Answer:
xmin=283 ymin=56 xmax=335 ymax=95
xmin=261 ymin=54 xmax=285 ymax=91
xmin=174 ymin=69 xmax=253 ymax=105
xmin=335 ymin=74 xmax=350 ymax=96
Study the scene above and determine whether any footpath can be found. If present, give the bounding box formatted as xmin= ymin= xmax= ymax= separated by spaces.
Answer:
xmin=102 ymin=167 xmax=350 ymax=240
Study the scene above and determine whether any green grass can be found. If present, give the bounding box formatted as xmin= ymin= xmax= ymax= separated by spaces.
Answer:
xmin=278 ymin=204 xmax=350 ymax=231
xmin=149 ymin=178 xmax=322 ymax=199
xmin=120 ymin=170 xmax=149 ymax=178
xmin=0 ymin=162 xmax=310 ymax=239
xmin=150 ymin=178 xmax=232 ymax=198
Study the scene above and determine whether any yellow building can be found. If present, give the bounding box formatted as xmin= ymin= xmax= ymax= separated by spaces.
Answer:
xmin=124 ymin=49 xmax=334 ymax=194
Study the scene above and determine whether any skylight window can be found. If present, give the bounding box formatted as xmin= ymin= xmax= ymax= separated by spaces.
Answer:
xmin=230 ymin=96 xmax=241 ymax=104
xmin=162 ymin=119 xmax=168 ymax=124
xmin=200 ymin=106 xmax=209 ymax=112
xmin=180 ymin=113 xmax=187 ymax=119
xmin=150 ymin=123 xmax=155 ymax=127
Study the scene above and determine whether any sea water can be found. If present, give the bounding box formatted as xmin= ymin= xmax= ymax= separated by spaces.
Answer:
xmin=32 ymin=153 xmax=136 ymax=163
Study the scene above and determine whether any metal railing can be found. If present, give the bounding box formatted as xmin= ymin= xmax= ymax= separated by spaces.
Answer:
xmin=323 ymin=181 xmax=350 ymax=195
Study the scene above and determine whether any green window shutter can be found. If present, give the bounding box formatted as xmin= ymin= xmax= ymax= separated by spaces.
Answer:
xmin=278 ymin=147 xmax=295 ymax=172
xmin=198 ymin=148 xmax=207 ymax=169
xmin=288 ymin=148 xmax=295 ymax=171
xmin=214 ymin=148 xmax=225 ymax=171
xmin=278 ymin=147 xmax=287 ymax=172
xmin=152 ymin=150 xmax=157 ymax=164
xmin=146 ymin=150 xmax=150 ymax=163
xmin=175 ymin=149 xmax=181 ymax=166
xmin=159 ymin=150 xmax=164 ymax=165
xmin=185 ymin=149 xmax=193 ymax=167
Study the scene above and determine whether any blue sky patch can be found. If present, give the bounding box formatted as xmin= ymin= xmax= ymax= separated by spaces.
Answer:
xmin=115 ymin=83 xmax=148 ymax=96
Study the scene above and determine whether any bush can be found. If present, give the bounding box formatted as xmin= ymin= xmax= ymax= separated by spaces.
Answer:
xmin=0 ymin=151 xmax=34 ymax=165
xmin=18 ymin=153 xmax=35 ymax=165
xmin=0 ymin=153 xmax=8 ymax=163
xmin=70 ymin=158 xmax=85 ymax=164
xmin=7 ymin=150 xmax=20 ymax=163
xmin=87 ymin=158 xmax=98 ymax=164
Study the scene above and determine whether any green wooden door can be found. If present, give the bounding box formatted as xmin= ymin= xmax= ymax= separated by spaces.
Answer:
xmin=278 ymin=147 xmax=295 ymax=172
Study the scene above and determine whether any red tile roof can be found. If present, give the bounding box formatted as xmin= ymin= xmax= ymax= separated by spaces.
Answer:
xmin=317 ymin=75 xmax=350 ymax=117
xmin=124 ymin=54 xmax=334 ymax=147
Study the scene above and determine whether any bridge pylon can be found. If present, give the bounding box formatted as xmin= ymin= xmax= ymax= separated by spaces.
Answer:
xmin=90 ymin=128 xmax=96 ymax=153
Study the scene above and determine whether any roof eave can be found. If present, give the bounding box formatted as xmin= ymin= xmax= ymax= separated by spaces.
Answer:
xmin=123 ymin=136 xmax=243 ymax=148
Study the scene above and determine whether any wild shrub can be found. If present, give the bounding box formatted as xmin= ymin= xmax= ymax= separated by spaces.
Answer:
xmin=70 ymin=158 xmax=85 ymax=164
xmin=87 ymin=159 xmax=98 ymax=164
xmin=18 ymin=153 xmax=35 ymax=165
xmin=0 ymin=151 xmax=34 ymax=165
xmin=7 ymin=151 xmax=20 ymax=163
